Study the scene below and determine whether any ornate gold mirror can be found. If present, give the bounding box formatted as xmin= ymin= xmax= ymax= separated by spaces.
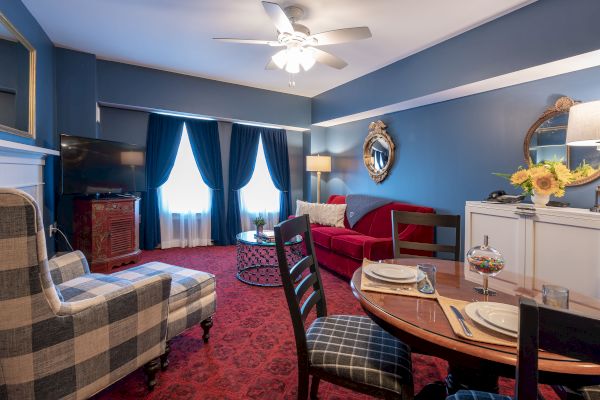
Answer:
xmin=363 ymin=120 xmax=395 ymax=183
xmin=524 ymin=96 xmax=600 ymax=186
xmin=0 ymin=13 xmax=36 ymax=139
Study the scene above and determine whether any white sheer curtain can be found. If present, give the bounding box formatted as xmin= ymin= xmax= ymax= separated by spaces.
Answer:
xmin=239 ymin=137 xmax=280 ymax=231
xmin=158 ymin=124 xmax=212 ymax=248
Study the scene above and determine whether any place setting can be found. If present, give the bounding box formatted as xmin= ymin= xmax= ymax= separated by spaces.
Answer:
xmin=438 ymin=297 xmax=519 ymax=346
xmin=360 ymin=259 xmax=438 ymax=299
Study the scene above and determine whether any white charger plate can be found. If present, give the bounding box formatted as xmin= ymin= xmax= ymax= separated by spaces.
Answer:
xmin=464 ymin=302 xmax=518 ymax=339
xmin=477 ymin=303 xmax=519 ymax=333
xmin=364 ymin=264 xmax=424 ymax=284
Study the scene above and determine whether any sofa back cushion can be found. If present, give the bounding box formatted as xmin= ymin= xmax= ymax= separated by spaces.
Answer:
xmin=326 ymin=195 xmax=435 ymax=238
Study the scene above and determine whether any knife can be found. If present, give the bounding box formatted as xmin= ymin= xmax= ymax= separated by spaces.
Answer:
xmin=450 ymin=306 xmax=473 ymax=337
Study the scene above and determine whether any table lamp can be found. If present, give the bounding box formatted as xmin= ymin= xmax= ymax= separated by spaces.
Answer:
xmin=120 ymin=151 xmax=144 ymax=192
xmin=306 ymin=155 xmax=331 ymax=203
xmin=566 ymin=100 xmax=600 ymax=212
xmin=566 ymin=100 xmax=600 ymax=146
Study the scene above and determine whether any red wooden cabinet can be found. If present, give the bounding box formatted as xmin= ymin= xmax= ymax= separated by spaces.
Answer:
xmin=73 ymin=197 xmax=141 ymax=273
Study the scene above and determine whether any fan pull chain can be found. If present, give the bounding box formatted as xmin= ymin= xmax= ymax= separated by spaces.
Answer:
xmin=288 ymin=73 xmax=296 ymax=88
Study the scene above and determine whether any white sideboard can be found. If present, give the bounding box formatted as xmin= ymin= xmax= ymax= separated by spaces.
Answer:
xmin=464 ymin=201 xmax=600 ymax=312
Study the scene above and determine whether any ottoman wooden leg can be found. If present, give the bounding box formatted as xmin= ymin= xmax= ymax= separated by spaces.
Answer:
xmin=160 ymin=341 xmax=171 ymax=371
xmin=144 ymin=358 xmax=160 ymax=391
xmin=201 ymin=316 xmax=214 ymax=343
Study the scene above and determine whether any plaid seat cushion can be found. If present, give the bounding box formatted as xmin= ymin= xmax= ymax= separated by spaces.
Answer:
xmin=113 ymin=262 xmax=216 ymax=339
xmin=446 ymin=390 xmax=512 ymax=400
xmin=57 ymin=273 xmax=133 ymax=301
xmin=306 ymin=315 xmax=412 ymax=394
xmin=581 ymin=386 xmax=600 ymax=400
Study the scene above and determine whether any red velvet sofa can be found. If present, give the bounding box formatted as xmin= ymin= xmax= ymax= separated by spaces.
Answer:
xmin=310 ymin=195 xmax=435 ymax=279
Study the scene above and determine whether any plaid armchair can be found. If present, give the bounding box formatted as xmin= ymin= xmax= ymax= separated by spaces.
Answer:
xmin=0 ymin=189 xmax=171 ymax=399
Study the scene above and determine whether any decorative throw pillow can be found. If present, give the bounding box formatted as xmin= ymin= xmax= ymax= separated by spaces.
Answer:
xmin=295 ymin=200 xmax=346 ymax=228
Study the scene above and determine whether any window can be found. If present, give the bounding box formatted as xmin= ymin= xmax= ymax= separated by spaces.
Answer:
xmin=239 ymin=136 xmax=280 ymax=230
xmin=158 ymin=124 xmax=211 ymax=248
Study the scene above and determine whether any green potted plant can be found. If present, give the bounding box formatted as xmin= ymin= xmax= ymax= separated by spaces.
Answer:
xmin=254 ymin=215 xmax=266 ymax=235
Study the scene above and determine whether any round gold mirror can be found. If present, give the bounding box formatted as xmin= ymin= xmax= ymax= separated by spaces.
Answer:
xmin=363 ymin=120 xmax=395 ymax=183
xmin=524 ymin=96 xmax=600 ymax=186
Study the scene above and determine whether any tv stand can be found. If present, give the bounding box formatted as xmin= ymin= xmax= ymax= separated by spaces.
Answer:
xmin=73 ymin=196 xmax=141 ymax=273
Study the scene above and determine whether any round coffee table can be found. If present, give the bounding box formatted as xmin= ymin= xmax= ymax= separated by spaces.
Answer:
xmin=235 ymin=231 xmax=303 ymax=287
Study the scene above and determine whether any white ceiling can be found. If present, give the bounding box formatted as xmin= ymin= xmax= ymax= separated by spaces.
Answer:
xmin=22 ymin=0 xmax=534 ymax=97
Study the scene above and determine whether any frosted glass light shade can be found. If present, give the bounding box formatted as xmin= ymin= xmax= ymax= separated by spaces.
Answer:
xmin=306 ymin=155 xmax=331 ymax=172
xmin=566 ymin=100 xmax=600 ymax=146
xmin=120 ymin=151 xmax=144 ymax=166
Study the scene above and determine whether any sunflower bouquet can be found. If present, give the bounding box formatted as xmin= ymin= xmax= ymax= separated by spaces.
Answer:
xmin=496 ymin=161 xmax=574 ymax=197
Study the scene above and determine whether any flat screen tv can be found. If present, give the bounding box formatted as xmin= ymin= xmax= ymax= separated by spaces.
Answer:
xmin=60 ymin=134 xmax=146 ymax=195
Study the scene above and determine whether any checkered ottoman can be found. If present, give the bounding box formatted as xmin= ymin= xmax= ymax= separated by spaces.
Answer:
xmin=113 ymin=262 xmax=216 ymax=341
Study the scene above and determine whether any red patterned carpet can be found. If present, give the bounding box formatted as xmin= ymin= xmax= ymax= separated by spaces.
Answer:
xmin=94 ymin=246 xmax=558 ymax=400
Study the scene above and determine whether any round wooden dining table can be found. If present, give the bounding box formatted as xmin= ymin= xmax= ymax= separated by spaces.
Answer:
xmin=350 ymin=257 xmax=600 ymax=397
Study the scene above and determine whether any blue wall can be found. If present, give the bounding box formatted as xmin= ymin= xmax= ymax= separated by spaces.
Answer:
xmin=0 ymin=0 xmax=56 ymax=253
xmin=312 ymin=0 xmax=600 ymax=124
xmin=317 ymin=66 xmax=600 ymax=255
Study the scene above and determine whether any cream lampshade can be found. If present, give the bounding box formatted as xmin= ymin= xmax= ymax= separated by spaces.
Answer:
xmin=566 ymin=100 xmax=600 ymax=146
xmin=306 ymin=155 xmax=331 ymax=203
xmin=120 ymin=151 xmax=144 ymax=166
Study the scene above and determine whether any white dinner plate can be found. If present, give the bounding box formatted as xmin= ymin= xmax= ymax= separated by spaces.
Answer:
xmin=363 ymin=264 xmax=424 ymax=284
xmin=464 ymin=302 xmax=518 ymax=339
xmin=477 ymin=303 xmax=519 ymax=333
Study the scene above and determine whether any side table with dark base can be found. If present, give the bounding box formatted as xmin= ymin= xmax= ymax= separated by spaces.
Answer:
xmin=235 ymin=231 xmax=303 ymax=287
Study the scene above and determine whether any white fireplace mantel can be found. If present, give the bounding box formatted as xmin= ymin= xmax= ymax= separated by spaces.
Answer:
xmin=0 ymin=139 xmax=59 ymax=218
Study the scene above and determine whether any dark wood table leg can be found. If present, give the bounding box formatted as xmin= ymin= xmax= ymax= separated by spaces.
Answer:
xmin=445 ymin=363 xmax=500 ymax=395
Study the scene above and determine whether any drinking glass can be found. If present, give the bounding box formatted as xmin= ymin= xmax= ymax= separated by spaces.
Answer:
xmin=417 ymin=264 xmax=436 ymax=294
xmin=542 ymin=285 xmax=569 ymax=309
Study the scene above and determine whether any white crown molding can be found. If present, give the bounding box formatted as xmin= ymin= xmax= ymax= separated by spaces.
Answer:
xmin=0 ymin=139 xmax=60 ymax=157
xmin=313 ymin=49 xmax=600 ymax=128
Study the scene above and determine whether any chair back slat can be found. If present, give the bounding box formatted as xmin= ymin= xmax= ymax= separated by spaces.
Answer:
xmin=274 ymin=215 xmax=328 ymax=366
xmin=300 ymin=290 xmax=323 ymax=322
xmin=392 ymin=210 xmax=461 ymax=261
xmin=290 ymin=255 xmax=313 ymax=282
xmin=295 ymin=273 xmax=319 ymax=303
xmin=537 ymin=304 xmax=600 ymax=364
xmin=396 ymin=241 xmax=456 ymax=254
xmin=516 ymin=298 xmax=600 ymax=400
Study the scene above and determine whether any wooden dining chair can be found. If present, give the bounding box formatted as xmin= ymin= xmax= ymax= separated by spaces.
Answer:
xmin=446 ymin=298 xmax=600 ymax=400
xmin=274 ymin=215 xmax=415 ymax=400
xmin=392 ymin=211 xmax=461 ymax=261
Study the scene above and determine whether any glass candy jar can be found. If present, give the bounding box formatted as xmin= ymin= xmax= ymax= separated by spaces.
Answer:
xmin=466 ymin=235 xmax=505 ymax=296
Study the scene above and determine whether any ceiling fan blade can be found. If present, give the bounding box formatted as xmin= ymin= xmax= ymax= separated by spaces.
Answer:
xmin=313 ymin=47 xmax=348 ymax=69
xmin=213 ymin=38 xmax=282 ymax=46
xmin=311 ymin=27 xmax=372 ymax=46
xmin=262 ymin=2 xmax=294 ymax=34
xmin=265 ymin=59 xmax=278 ymax=70
xmin=312 ymin=48 xmax=348 ymax=69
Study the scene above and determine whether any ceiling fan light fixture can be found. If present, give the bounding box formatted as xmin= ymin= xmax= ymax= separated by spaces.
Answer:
xmin=285 ymin=58 xmax=300 ymax=74
xmin=300 ymin=48 xmax=316 ymax=71
xmin=271 ymin=49 xmax=288 ymax=69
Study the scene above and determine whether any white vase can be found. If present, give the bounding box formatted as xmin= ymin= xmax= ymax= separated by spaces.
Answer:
xmin=531 ymin=191 xmax=550 ymax=207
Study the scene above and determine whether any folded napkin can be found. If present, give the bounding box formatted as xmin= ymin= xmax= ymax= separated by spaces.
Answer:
xmin=360 ymin=259 xmax=438 ymax=299
xmin=437 ymin=296 xmax=516 ymax=347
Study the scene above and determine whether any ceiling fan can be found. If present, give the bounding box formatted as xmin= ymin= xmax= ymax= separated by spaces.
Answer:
xmin=214 ymin=1 xmax=372 ymax=86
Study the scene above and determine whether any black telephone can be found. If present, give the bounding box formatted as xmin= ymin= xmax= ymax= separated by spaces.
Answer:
xmin=486 ymin=190 xmax=524 ymax=204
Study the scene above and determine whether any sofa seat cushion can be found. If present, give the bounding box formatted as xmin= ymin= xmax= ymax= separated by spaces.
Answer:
xmin=330 ymin=234 xmax=372 ymax=260
xmin=312 ymin=226 xmax=360 ymax=249
xmin=113 ymin=262 xmax=215 ymax=313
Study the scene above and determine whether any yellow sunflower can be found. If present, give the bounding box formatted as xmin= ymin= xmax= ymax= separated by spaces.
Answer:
xmin=532 ymin=172 xmax=559 ymax=196
xmin=553 ymin=163 xmax=573 ymax=184
xmin=510 ymin=169 xmax=529 ymax=186
xmin=529 ymin=165 xmax=549 ymax=177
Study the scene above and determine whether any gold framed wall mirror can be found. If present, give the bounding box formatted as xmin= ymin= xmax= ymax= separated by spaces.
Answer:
xmin=363 ymin=120 xmax=395 ymax=183
xmin=523 ymin=96 xmax=600 ymax=186
xmin=0 ymin=12 xmax=36 ymax=139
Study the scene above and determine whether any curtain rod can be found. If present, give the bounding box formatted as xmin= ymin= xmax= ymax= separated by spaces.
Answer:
xmin=97 ymin=101 xmax=309 ymax=133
